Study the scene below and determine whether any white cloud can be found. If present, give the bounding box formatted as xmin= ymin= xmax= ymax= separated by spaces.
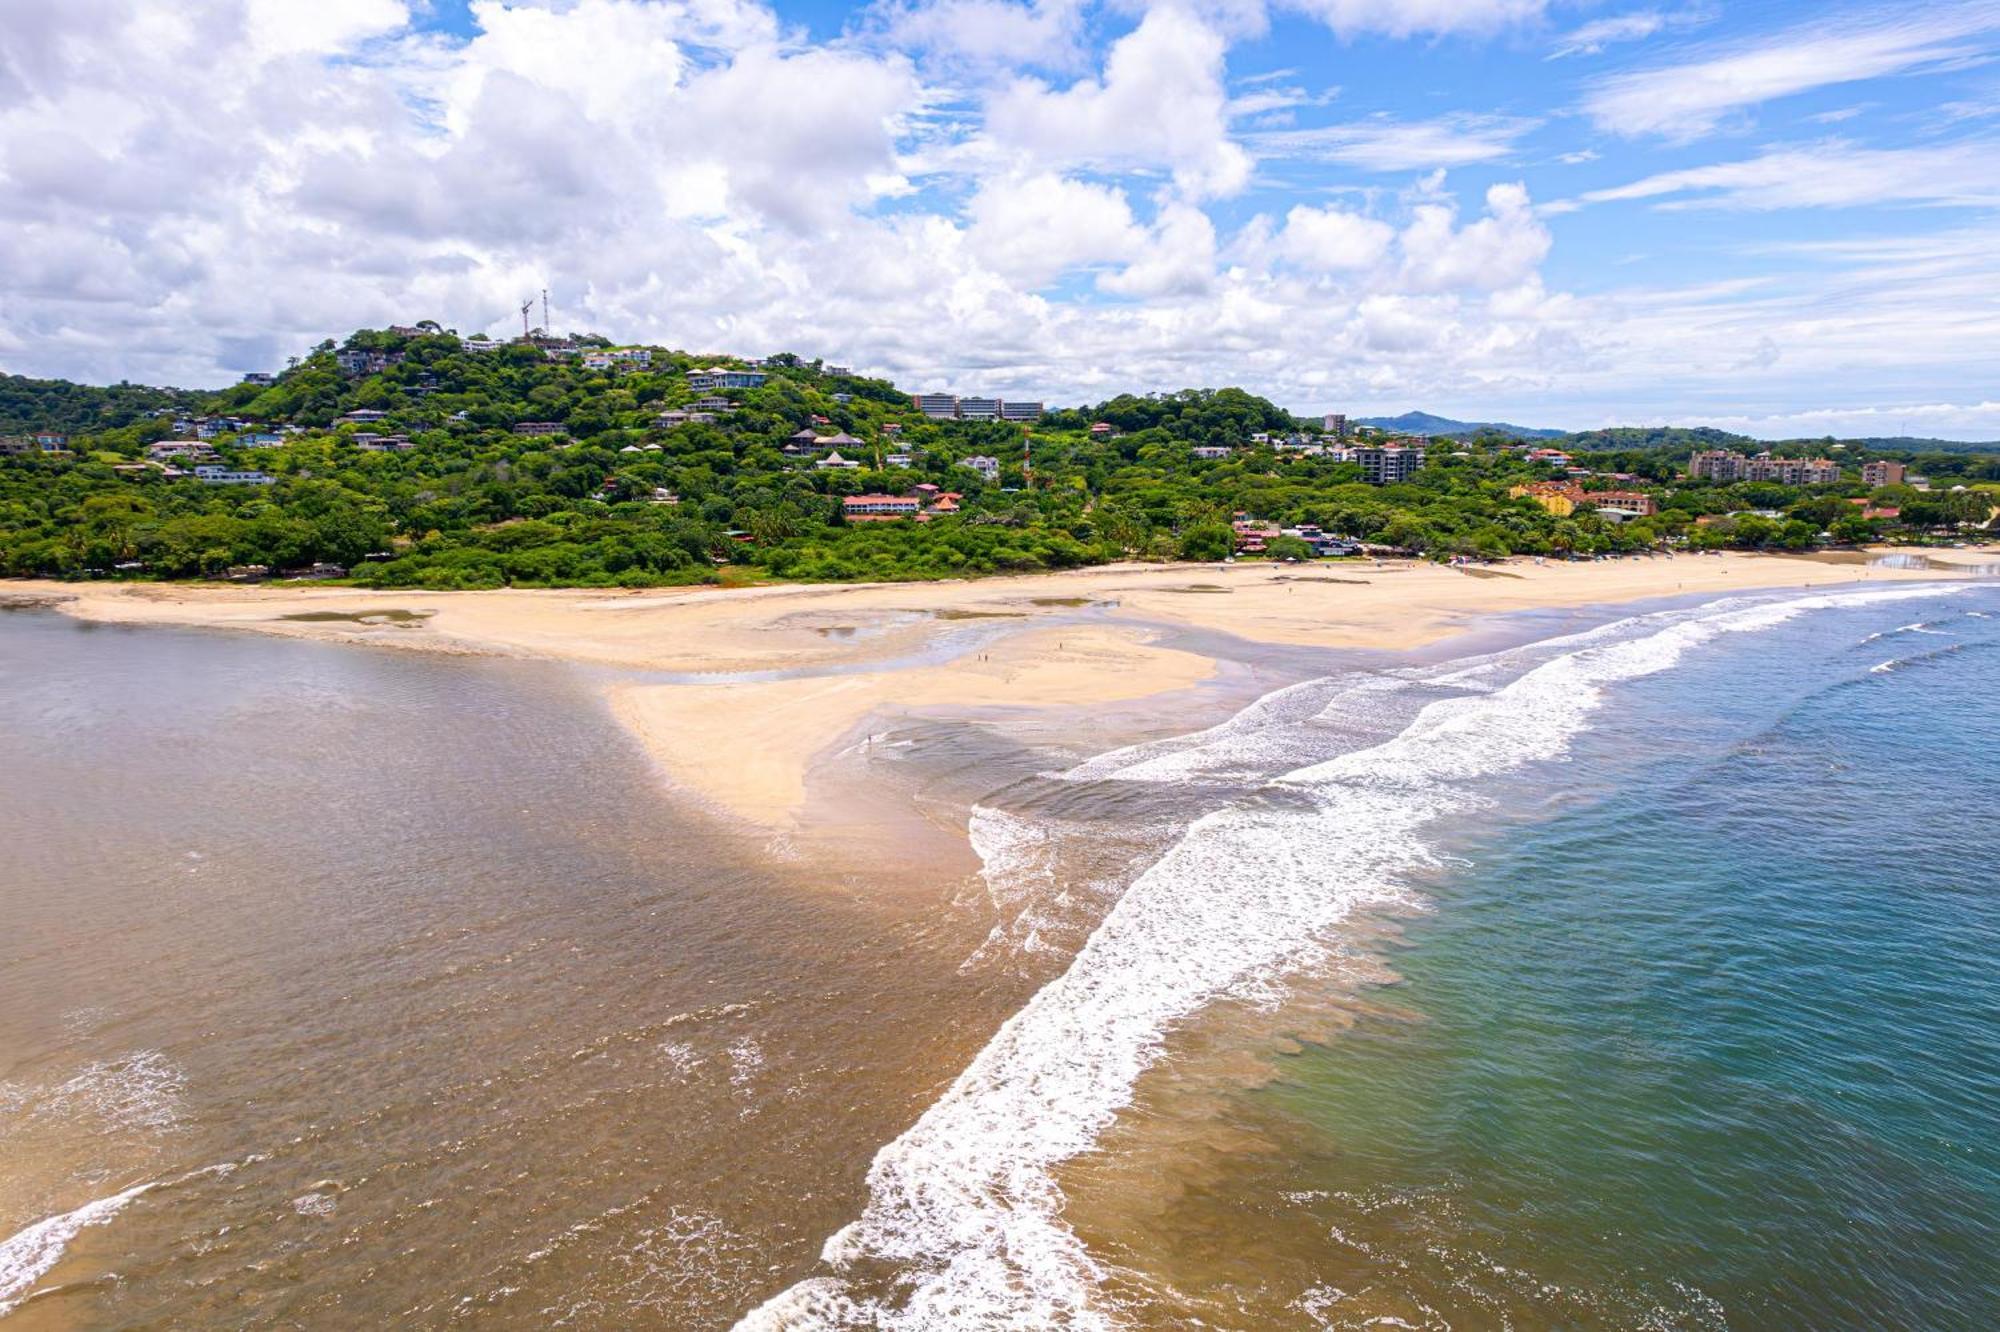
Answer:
xmin=872 ymin=0 xmax=1090 ymax=70
xmin=984 ymin=7 xmax=1252 ymax=198
xmin=1663 ymin=400 xmax=2000 ymax=440
xmin=1582 ymin=5 xmax=2000 ymax=139
xmin=1252 ymin=112 xmax=1535 ymax=171
xmin=1098 ymin=203 xmax=1218 ymax=297
xmin=1399 ymin=182 xmax=1551 ymax=291
xmin=1576 ymin=139 xmax=2000 ymax=210
xmin=1279 ymin=0 xmax=1550 ymax=40
xmin=1276 ymin=204 xmax=1394 ymax=271
xmin=0 ymin=0 xmax=1991 ymax=436
xmin=244 ymin=0 xmax=410 ymax=57
xmin=966 ymin=172 xmax=1144 ymax=283
xmin=1551 ymin=11 xmax=1663 ymax=58
xmin=1547 ymin=8 xmax=1712 ymax=60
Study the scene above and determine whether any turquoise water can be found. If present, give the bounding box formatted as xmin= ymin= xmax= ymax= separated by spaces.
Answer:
xmin=747 ymin=581 xmax=2000 ymax=1330
xmin=1265 ymin=589 xmax=2000 ymax=1328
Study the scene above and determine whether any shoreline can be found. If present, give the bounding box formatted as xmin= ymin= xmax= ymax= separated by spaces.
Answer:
xmin=9 ymin=548 xmax=1995 ymax=836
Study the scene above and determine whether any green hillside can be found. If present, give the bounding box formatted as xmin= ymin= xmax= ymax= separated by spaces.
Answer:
xmin=1 ymin=328 xmax=1994 ymax=587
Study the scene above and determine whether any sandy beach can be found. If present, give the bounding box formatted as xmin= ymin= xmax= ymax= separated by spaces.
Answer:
xmin=11 ymin=548 xmax=1993 ymax=832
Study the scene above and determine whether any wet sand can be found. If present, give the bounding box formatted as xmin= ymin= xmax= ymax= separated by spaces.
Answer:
xmin=9 ymin=547 xmax=1990 ymax=832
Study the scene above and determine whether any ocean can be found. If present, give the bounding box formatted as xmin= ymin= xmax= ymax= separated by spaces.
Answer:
xmin=3 ymin=579 xmax=1997 ymax=1329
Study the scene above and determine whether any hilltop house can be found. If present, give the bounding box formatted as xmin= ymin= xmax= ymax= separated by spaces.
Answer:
xmin=686 ymin=367 xmax=767 ymax=391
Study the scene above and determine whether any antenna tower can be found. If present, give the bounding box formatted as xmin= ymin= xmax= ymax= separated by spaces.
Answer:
xmin=542 ymin=288 xmax=550 ymax=336
xmin=520 ymin=299 xmax=533 ymax=338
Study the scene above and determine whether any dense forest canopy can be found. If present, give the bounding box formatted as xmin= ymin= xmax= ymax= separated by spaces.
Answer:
xmin=1 ymin=328 xmax=1994 ymax=588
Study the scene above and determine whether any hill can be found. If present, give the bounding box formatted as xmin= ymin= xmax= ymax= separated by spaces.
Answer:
xmin=1 ymin=327 xmax=1994 ymax=586
xmin=0 ymin=372 xmax=204 ymax=437
xmin=1357 ymin=411 xmax=1566 ymax=441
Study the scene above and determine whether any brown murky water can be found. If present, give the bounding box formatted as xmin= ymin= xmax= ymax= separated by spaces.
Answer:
xmin=0 ymin=612 xmax=1113 ymax=1328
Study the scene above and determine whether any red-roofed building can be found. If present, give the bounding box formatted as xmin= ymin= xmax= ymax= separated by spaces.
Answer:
xmin=843 ymin=494 xmax=923 ymax=521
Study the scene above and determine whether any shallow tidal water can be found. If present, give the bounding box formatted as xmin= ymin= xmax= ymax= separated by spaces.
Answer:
xmin=4 ymin=581 xmax=1997 ymax=1330
xmin=0 ymin=613 xmax=1054 ymax=1328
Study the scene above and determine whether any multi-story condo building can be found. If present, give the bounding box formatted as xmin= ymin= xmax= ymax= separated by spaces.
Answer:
xmin=961 ymin=455 xmax=1001 ymax=481
xmin=1353 ymin=444 xmax=1426 ymax=485
xmin=1744 ymin=456 xmax=1841 ymax=485
xmin=1322 ymin=413 xmax=1349 ymax=439
xmin=1862 ymin=460 xmax=1907 ymax=487
xmin=1589 ymin=490 xmax=1659 ymax=518
xmin=1688 ymin=449 xmax=1747 ymax=481
xmin=1690 ymin=450 xmax=1839 ymax=485
xmin=911 ymin=392 xmax=1043 ymax=420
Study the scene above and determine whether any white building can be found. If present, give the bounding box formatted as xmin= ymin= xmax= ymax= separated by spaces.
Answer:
xmin=1353 ymin=445 xmax=1425 ymax=485
xmin=687 ymin=367 xmax=767 ymax=390
xmin=961 ymin=454 xmax=1000 ymax=481
xmin=147 ymin=440 xmax=217 ymax=460
xmin=193 ymin=464 xmax=275 ymax=486
xmin=912 ymin=392 xmax=959 ymax=419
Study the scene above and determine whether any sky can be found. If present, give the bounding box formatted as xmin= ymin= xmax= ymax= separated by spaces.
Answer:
xmin=1 ymin=0 xmax=1997 ymax=438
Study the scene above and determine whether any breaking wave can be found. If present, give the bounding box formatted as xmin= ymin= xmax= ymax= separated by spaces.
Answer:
xmin=0 ymin=1183 xmax=155 ymax=1315
xmin=737 ymin=585 xmax=1960 ymax=1331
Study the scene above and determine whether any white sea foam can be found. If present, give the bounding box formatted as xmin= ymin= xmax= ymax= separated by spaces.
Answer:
xmin=727 ymin=1037 xmax=764 ymax=1091
xmin=0 ymin=1183 xmax=154 ymax=1315
xmin=33 ymin=1050 xmax=186 ymax=1135
xmin=738 ymin=584 xmax=1961 ymax=1332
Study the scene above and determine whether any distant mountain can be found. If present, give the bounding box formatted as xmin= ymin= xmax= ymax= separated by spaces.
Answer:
xmin=1558 ymin=427 xmax=2000 ymax=456
xmin=1355 ymin=411 xmax=1565 ymax=441
xmin=1839 ymin=435 xmax=2000 ymax=455
xmin=1557 ymin=426 xmax=1753 ymax=453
